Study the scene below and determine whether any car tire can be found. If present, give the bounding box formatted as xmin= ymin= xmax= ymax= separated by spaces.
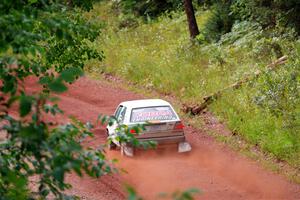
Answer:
xmin=108 ymin=141 xmax=117 ymax=150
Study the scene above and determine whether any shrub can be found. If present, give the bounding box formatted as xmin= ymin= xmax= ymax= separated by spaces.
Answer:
xmin=254 ymin=42 xmax=300 ymax=133
xmin=231 ymin=0 xmax=300 ymax=34
xmin=117 ymin=0 xmax=183 ymax=19
xmin=202 ymin=1 xmax=235 ymax=42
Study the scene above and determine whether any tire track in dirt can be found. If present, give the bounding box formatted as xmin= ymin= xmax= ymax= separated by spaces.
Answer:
xmin=26 ymin=76 xmax=300 ymax=200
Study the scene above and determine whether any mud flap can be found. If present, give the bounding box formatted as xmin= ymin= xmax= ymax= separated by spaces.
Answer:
xmin=178 ymin=141 xmax=192 ymax=153
xmin=121 ymin=144 xmax=134 ymax=157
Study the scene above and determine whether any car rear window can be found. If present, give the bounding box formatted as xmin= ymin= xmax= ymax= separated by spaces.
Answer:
xmin=130 ymin=106 xmax=177 ymax=123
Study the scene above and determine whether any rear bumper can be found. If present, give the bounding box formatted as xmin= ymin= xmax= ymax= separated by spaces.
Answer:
xmin=137 ymin=134 xmax=185 ymax=144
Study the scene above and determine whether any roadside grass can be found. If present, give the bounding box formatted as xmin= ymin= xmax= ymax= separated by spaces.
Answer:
xmin=85 ymin=2 xmax=300 ymax=172
xmin=210 ymin=86 xmax=300 ymax=167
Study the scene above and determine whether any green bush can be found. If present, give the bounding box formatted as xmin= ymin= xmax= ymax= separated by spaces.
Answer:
xmin=202 ymin=1 xmax=235 ymax=42
xmin=117 ymin=0 xmax=183 ymax=19
xmin=254 ymin=43 xmax=300 ymax=132
xmin=231 ymin=0 xmax=300 ymax=34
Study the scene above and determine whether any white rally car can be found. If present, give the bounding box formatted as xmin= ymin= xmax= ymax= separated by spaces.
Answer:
xmin=106 ymin=99 xmax=191 ymax=156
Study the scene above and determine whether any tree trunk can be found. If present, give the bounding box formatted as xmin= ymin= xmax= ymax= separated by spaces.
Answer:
xmin=183 ymin=0 xmax=200 ymax=39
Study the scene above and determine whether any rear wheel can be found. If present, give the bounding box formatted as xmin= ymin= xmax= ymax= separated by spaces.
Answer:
xmin=121 ymin=143 xmax=134 ymax=157
xmin=108 ymin=142 xmax=117 ymax=150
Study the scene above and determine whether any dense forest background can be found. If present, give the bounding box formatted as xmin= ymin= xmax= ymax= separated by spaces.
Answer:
xmin=117 ymin=0 xmax=300 ymax=40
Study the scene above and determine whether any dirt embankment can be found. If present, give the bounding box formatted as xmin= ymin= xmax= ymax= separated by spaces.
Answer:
xmin=24 ymin=76 xmax=300 ymax=200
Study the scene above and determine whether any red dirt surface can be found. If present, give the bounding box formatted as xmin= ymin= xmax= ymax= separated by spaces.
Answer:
xmin=25 ymin=77 xmax=300 ymax=200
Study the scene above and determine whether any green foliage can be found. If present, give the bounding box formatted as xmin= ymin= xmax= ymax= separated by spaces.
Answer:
xmin=231 ymin=0 xmax=300 ymax=34
xmin=254 ymin=46 xmax=300 ymax=134
xmin=200 ymin=0 xmax=300 ymax=42
xmin=70 ymin=0 xmax=100 ymax=11
xmin=160 ymin=188 xmax=201 ymax=200
xmin=126 ymin=185 xmax=143 ymax=200
xmin=117 ymin=124 xmax=157 ymax=149
xmin=1 ymin=116 xmax=111 ymax=199
xmin=117 ymin=0 xmax=183 ymax=19
xmin=20 ymin=95 xmax=33 ymax=117
xmin=218 ymin=21 xmax=297 ymax=60
xmin=125 ymin=185 xmax=200 ymax=200
xmin=0 ymin=0 xmax=125 ymax=199
xmin=201 ymin=1 xmax=235 ymax=42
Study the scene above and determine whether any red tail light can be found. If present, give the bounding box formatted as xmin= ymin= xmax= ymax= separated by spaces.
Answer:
xmin=130 ymin=129 xmax=136 ymax=134
xmin=174 ymin=121 xmax=184 ymax=130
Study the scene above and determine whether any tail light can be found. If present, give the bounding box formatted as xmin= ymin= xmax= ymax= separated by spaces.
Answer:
xmin=174 ymin=121 xmax=184 ymax=130
xmin=130 ymin=129 xmax=136 ymax=134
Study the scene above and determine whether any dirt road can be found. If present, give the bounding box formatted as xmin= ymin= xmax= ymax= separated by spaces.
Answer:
xmin=26 ymin=76 xmax=300 ymax=200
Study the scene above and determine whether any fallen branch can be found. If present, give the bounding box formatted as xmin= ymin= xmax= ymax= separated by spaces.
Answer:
xmin=182 ymin=56 xmax=288 ymax=115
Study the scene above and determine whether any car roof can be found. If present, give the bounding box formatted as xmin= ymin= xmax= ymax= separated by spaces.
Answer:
xmin=120 ymin=99 xmax=171 ymax=109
